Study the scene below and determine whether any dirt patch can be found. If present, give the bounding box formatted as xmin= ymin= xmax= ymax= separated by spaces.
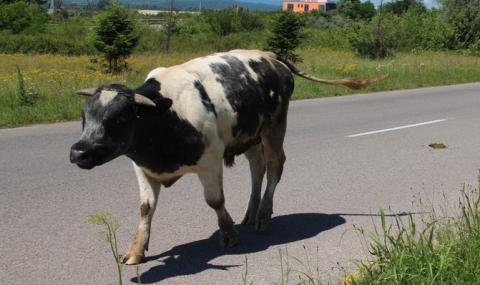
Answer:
xmin=429 ymin=143 xmax=447 ymax=149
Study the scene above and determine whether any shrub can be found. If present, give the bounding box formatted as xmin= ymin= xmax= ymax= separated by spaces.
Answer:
xmin=382 ymin=0 xmax=426 ymax=15
xmin=134 ymin=24 xmax=164 ymax=54
xmin=337 ymin=0 xmax=376 ymax=20
xmin=203 ymin=7 xmax=263 ymax=36
xmin=0 ymin=31 xmax=94 ymax=54
xmin=389 ymin=9 xmax=454 ymax=51
xmin=469 ymin=39 xmax=480 ymax=56
xmin=0 ymin=2 xmax=48 ymax=34
xmin=267 ymin=12 xmax=306 ymax=62
xmin=349 ymin=14 xmax=394 ymax=59
xmin=441 ymin=0 xmax=480 ymax=49
xmin=92 ymin=4 xmax=139 ymax=73
xmin=349 ymin=25 xmax=390 ymax=59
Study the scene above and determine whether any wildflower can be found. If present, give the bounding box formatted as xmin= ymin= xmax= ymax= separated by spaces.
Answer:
xmin=342 ymin=274 xmax=355 ymax=285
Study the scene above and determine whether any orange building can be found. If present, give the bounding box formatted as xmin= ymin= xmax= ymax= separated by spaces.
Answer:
xmin=282 ymin=0 xmax=336 ymax=13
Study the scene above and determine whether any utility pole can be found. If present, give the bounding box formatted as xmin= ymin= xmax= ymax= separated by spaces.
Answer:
xmin=164 ymin=0 xmax=174 ymax=53
xmin=47 ymin=0 xmax=55 ymax=14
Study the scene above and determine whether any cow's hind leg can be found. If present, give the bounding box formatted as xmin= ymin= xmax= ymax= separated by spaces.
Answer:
xmin=198 ymin=154 xmax=239 ymax=247
xmin=122 ymin=163 xmax=161 ymax=265
xmin=256 ymin=118 xmax=287 ymax=232
xmin=242 ymin=143 xmax=266 ymax=225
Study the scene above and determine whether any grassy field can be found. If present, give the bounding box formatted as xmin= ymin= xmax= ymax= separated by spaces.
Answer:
xmin=347 ymin=185 xmax=480 ymax=285
xmin=2 ymin=49 xmax=480 ymax=127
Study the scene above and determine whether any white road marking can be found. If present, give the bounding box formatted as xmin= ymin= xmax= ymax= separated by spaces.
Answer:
xmin=346 ymin=119 xmax=448 ymax=138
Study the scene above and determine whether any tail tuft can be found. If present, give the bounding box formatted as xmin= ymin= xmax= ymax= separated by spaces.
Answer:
xmin=274 ymin=54 xmax=386 ymax=90
xmin=340 ymin=75 xmax=387 ymax=90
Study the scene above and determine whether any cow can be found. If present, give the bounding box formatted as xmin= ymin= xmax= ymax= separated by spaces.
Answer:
xmin=69 ymin=49 xmax=380 ymax=265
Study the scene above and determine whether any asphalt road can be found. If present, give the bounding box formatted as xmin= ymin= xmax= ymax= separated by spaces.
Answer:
xmin=2 ymin=83 xmax=480 ymax=285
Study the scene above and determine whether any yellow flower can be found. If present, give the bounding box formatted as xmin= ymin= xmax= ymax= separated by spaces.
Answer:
xmin=342 ymin=274 xmax=355 ymax=285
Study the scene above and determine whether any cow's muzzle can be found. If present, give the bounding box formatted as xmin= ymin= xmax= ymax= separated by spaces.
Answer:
xmin=70 ymin=142 xmax=97 ymax=169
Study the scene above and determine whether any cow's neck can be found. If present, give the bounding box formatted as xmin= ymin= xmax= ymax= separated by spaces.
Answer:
xmin=126 ymin=109 xmax=205 ymax=175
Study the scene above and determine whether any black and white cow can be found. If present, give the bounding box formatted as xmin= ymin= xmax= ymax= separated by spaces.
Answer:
xmin=70 ymin=49 xmax=378 ymax=265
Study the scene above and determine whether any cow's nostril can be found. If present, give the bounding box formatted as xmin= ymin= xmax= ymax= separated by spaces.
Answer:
xmin=70 ymin=149 xmax=86 ymax=163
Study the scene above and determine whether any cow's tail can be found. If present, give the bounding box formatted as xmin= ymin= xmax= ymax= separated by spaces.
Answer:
xmin=274 ymin=55 xmax=386 ymax=90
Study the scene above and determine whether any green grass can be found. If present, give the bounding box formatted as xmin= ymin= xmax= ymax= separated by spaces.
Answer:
xmin=293 ymin=48 xmax=480 ymax=99
xmin=265 ymin=180 xmax=480 ymax=285
xmin=349 ymin=185 xmax=480 ymax=285
xmin=1 ymin=49 xmax=480 ymax=127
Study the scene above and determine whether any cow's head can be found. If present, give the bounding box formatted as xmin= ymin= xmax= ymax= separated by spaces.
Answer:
xmin=69 ymin=84 xmax=172 ymax=169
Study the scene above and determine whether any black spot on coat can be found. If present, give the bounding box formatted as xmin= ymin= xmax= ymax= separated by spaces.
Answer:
xmin=209 ymin=55 xmax=294 ymax=138
xmin=194 ymin=81 xmax=217 ymax=117
xmin=135 ymin=78 xmax=161 ymax=99
xmin=127 ymin=79 xmax=205 ymax=174
xmin=127 ymin=108 xmax=205 ymax=174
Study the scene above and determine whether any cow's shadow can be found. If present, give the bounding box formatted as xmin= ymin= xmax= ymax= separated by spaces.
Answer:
xmin=131 ymin=213 xmax=346 ymax=284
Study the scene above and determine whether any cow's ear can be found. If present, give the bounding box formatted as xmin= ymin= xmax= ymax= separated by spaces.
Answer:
xmin=76 ymin=88 xmax=97 ymax=96
xmin=156 ymin=97 xmax=173 ymax=113
xmin=134 ymin=93 xmax=156 ymax=107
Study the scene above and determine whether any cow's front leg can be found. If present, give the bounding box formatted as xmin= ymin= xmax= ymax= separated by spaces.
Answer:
xmin=122 ymin=163 xmax=161 ymax=265
xmin=197 ymin=156 xmax=239 ymax=248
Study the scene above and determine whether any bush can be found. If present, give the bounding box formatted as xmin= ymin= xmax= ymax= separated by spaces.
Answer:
xmin=0 ymin=31 xmax=95 ymax=54
xmin=349 ymin=9 xmax=454 ymax=58
xmin=134 ymin=24 xmax=164 ymax=54
xmin=0 ymin=2 xmax=49 ymax=34
xmin=174 ymin=14 xmax=210 ymax=36
xmin=203 ymin=7 xmax=263 ymax=36
xmin=337 ymin=0 xmax=376 ymax=20
xmin=349 ymin=14 xmax=394 ymax=59
xmin=442 ymin=0 xmax=480 ymax=49
xmin=383 ymin=0 xmax=426 ymax=15
xmin=469 ymin=39 xmax=480 ymax=56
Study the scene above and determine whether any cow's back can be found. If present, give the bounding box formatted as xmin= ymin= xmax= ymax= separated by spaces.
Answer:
xmin=149 ymin=49 xmax=294 ymax=149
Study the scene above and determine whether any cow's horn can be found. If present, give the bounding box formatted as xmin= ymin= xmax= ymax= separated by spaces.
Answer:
xmin=76 ymin=88 xmax=97 ymax=96
xmin=134 ymin=94 xmax=156 ymax=107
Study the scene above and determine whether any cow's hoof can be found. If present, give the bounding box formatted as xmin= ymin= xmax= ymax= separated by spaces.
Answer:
xmin=121 ymin=254 xmax=144 ymax=265
xmin=256 ymin=205 xmax=273 ymax=233
xmin=220 ymin=229 xmax=239 ymax=248
xmin=255 ymin=219 xmax=272 ymax=233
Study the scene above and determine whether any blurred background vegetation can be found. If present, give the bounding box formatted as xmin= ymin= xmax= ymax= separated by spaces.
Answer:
xmin=1 ymin=0 xmax=480 ymax=127
xmin=0 ymin=0 xmax=478 ymax=56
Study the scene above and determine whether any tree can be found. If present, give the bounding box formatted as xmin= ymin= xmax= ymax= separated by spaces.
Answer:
xmin=203 ymin=7 xmax=263 ymax=37
xmin=0 ymin=1 xmax=48 ymax=33
xmin=163 ymin=0 xmax=175 ymax=53
xmin=349 ymin=1 xmax=393 ymax=59
xmin=97 ymin=0 xmax=112 ymax=10
xmin=92 ymin=4 xmax=139 ymax=73
xmin=0 ymin=0 xmax=46 ymax=3
xmin=337 ymin=0 xmax=376 ymax=20
xmin=441 ymin=0 xmax=480 ymax=49
xmin=267 ymin=12 xmax=306 ymax=62
xmin=383 ymin=0 xmax=426 ymax=14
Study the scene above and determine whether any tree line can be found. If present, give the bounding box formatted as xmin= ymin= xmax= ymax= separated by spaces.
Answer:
xmin=0 ymin=0 xmax=479 ymax=70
